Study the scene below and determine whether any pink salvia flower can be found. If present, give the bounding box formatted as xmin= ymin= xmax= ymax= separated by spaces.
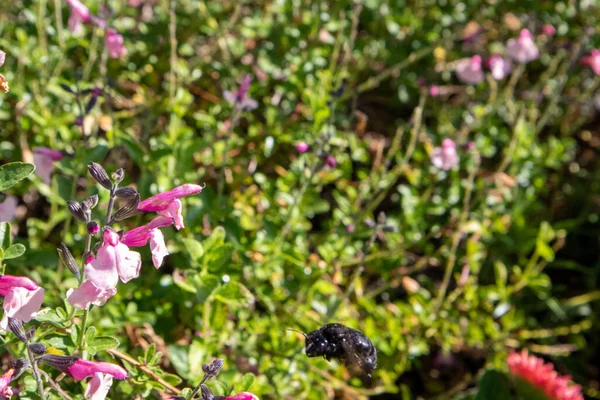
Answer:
xmin=0 ymin=50 xmax=5 ymax=67
xmin=138 ymin=184 xmax=204 ymax=230
xmin=508 ymin=350 xmax=584 ymax=400
xmin=226 ymin=393 xmax=259 ymax=400
xmin=542 ymin=25 xmax=556 ymax=36
xmin=121 ymin=217 xmax=172 ymax=268
xmin=105 ymin=29 xmax=128 ymax=59
xmin=33 ymin=147 xmax=64 ymax=185
xmin=487 ymin=54 xmax=513 ymax=80
xmin=0 ymin=368 xmax=13 ymax=398
xmin=455 ymin=55 xmax=484 ymax=84
xmin=0 ymin=286 xmax=45 ymax=330
xmin=507 ymin=29 xmax=539 ymax=63
xmin=67 ymin=359 xmax=128 ymax=381
xmin=581 ymin=49 xmax=600 ymax=75
xmin=84 ymin=228 xmax=141 ymax=289
xmin=67 ymin=280 xmax=117 ymax=309
xmin=224 ymin=75 xmax=258 ymax=111
xmin=429 ymin=85 xmax=440 ymax=97
xmin=296 ymin=141 xmax=310 ymax=153
xmin=84 ymin=373 xmax=113 ymax=400
xmin=431 ymin=138 xmax=459 ymax=170
xmin=65 ymin=0 xmax=91 ymax=32
xmin=0 ymin=195 xmax=18 ymax=223
xmin=0 ymin=275 xmax=39 ymax=297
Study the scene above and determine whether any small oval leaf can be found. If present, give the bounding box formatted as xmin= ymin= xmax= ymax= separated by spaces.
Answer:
xmin=0 ymin=162 xmax=35 ymax=191
xmin=3 ymin=243 xmax=26 ymax=260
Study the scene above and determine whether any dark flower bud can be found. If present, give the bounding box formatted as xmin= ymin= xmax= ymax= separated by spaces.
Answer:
xmin=201 ymin=384 xmax=214 ymax=400
xmin=364 ymin=219 xmax=376 ymax=228
xmin=26 ymin=327 xmax=36 ymax=340
xmin=10 ymin=358 xmax=30 ymax=379
xmin=382 ymin=225 xmax=397 ymax=232
xmin=325 ymin=155 xmax=337 ymax=168
xmin=85 ymin=194 xmax=99 ymax=209
xmin=377 ymin=212 xmax=387 ymax=225
xmin=67 ymin=201 xmax=87 ymax=222
xmin=7 ymin=317 xmax=27 ymax=343
xmin=111 ymin=193 xmax=140 ymax=222
xmin=111 ymin=168 xmax=124 ymax=183
xmin=41 ymin=354 xmax=78 ymax=369
xmin=75 ymin=117 xmax=83 ymax=127
xmin=115 ymin=186 xmax=138 ymax=199
xmin=87 ymin=221 xmax=99 ymax=235
xmin=88 ymin=162 xmax=112 ymax=190
xmin=29 ymin=343 xmax=46 ymax=354
xmin=202 ymin=358 xmax=224 ymax=377
xmin=58 ymin=243 xmax=81 ymax=280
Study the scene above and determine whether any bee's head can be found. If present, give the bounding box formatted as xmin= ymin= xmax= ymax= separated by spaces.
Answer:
xmin=305 ymin=331 xmax=329 ymax=357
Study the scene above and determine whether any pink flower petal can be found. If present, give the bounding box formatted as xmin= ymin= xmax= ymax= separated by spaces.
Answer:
xmin=455 ymin=55 xmax=484 ymax=85
xmin=0 ymin=275 xmax=39 ymax=297
xmin=84 ymin=373 xmax=113 ymax=400
xmin=431 ymin=139 xmax=459 ymax=170
xmin=84 ymin=245 xmax=120 ymax=290
xmin=115 ymin=242 xmax=141 ymax=283
xmin=67 ymin=360 xmax=129 ymax=381
xmin=149 ymin=229 xmax=168 ymax=268
xmin=67 ymin=280 xmax=117 ymax=309
xmin=0 ymin=50 xmax=6 ymax=67
xmin=507 ymin=29 xmax=539 ymax=64
xmin=0 ymin=368 xmax=14 ymax=398
xmin=226 ymin=393 xmax=260 ymax=400
xmin=0 ymin=287 xmax=45 ymax=330
xmin=158 ymin=199 xmax=184 ymax=230
xmin=138 ymin=184 xmax=204 ymax=212
xmin=105 ymin=29 xmax=127 ymax=59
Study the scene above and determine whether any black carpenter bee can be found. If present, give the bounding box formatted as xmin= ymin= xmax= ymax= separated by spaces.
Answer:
xmin=290 ymin=323 xmax=377 ymax=375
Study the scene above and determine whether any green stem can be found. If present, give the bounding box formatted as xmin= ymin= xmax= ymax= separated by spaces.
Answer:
xmin=27 ymin=345 xmax=46 ymax=400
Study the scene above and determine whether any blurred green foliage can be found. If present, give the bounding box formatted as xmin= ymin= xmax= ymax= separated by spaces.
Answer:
xmin=1 ymin=0 xmax=599 ymax=399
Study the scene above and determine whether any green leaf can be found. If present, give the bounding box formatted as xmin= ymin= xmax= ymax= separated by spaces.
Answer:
xmin=0 ymin=222 xmax=11 ymax=249
xmin=71 ymin=324 xmax=82 ymax=348
xmin=85 ymin=326 xmax=97 ymax=343
xmin=161 ymin=373 xmax=182 ymax=386
xmin=213 ymin=281 xmax=255 ymax=307
xmin=0 ymin=162 xmax=35 ymax=191
xmin=235 ymin=373 xmax=255 ymax=392
xmin=192 ymin=273 xmax=220 ymax=303
xmin=515 ymin=376 xmax=552 ymax=400
xmin=2 ymin=243 xmax=26 ymax=260
xmin=89 ymin=336 xmax=120 ymax=352
xmin=203 ymin=243 xmax=234 ymax=272
xmin=536 ymin=241 xmax=555 ymax=262
xmin=475 ymin=370 xmax=511 ymax=400
xmin=182 ymin=238 xmax=204 ymax=265
xmin=144 ymin=343 xmax=157 ymax=364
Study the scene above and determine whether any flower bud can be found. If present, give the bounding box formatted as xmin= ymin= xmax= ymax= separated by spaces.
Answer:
xmin=115 ymin=186 xmax=138 ymax=199
xmin=112 ymin=168 xmax=124 ymax=183
xmin=88 ymin=162 xmax=112 ymax=190
xmin=41 ymin=354 xmax=78 ymax=369
xmin=201 ymin=384 xmax=214 ymax=400
xmin=7 ymin=317 xmax=27 ymax=343
xmin=28 ymin=343 xmax=46 ymax=355
xmin=87 ymin=221 xmax=99 ymax=235
xmin=364 ymin=219 xmax=376 ymax=229
xmin=10 ymin=358 xmax=30 ymax=379
xmin=67 ymin=201 xmax=87 ymax=222
xmin=202 ymin=358 xmax=224 ymax=377
xmin=85 ymin=194 xmax=99 ymax=209
xmin=110 ymin=193 xmax=140 ymax=222
xmin=84 ymin=251 xmax=95 ymax=264
xmin=57 ymin=243 xmax=81 ymax=280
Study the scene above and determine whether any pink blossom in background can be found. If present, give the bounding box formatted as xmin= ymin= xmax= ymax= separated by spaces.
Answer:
xmin=128 ymin=0 xmax=143 ymax=6
xmin=581 ymin=49 xmax=600 ymax=75
xmin=508 ymin=350 xmax=583 ymax=400
xmin=542 ymin=24 xmax=556 ymax=36
xmin=431 ymin=139 xmax=459 ymax=170
xmin=84 ymin=373 xmax=113 ymax=400
xmin=67 ymin=359 xmax=129 ymax=381
xmin=105 ymin=29 xmax=127 ymax=59
xmin=296 ymin=141 xmax=310 ymax=153
xmin=226 ymin=393 xmax=260 ymax=400
xmin=0 ymin=275 xmax=39 ymax=297
xmin=325 ymin=155 xmax=337 ymax=168
xmin=138 ymin=184 xmax=204 ymax=230
xmin=0 ymin=286 xmax=45 ymax=330
xmin=487 ymin=54 xmax=513 ymax=80
xmin=455 ymin=55 xmax=484 ymax=84
xmin=0 ymin=50 xmax=5 ymax=67
xmin=224 ymin=75 xmax=258 ymax=111
xmin=429 ymin=85 xmax=440 ymax=97
xmin=84 ymin=228 xmax=141 ymax=289
xmin=67 ymin=280 xmax=117 ymax=309
xmin=507 ymin=29 xmax=539 ymax=63
xmin=0 ymin=195 xmax=18 ymax=223
xmin=33 ymin=147 xmax=64 ymax=184
xmin=0 ymin=368 xmax=13 ymax=398
xmin=65 ymin=0 xmax=105 ymax=32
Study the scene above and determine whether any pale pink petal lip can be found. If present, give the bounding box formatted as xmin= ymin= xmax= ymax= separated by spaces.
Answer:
xmin=84 ymin=372 xmax=113 ymax=400
xmin=149 ymin=229 xmax=168 ymax=268
xmin=0 ymin=286 xmax=45 ymax=330
xmin=67 ymin=359 xmax=129 ymax=380
xmin=138 ymin=184 xmax=204 ymax=212
xmin=158 ymin=199 xmax=184 ymax=230
xmin=0 ymin=50 xmax=5 ymax=67
xmin=115 ymin=242 xmax=141 ymax=283
xmin=84 ymin=245 xmax=120 ymax=289
xmin=67 ymin=280 xmax=117 ymax=309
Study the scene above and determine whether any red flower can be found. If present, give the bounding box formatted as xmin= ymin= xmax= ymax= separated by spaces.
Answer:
xmin=507 ymin=350 xmax=583 ymax=400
